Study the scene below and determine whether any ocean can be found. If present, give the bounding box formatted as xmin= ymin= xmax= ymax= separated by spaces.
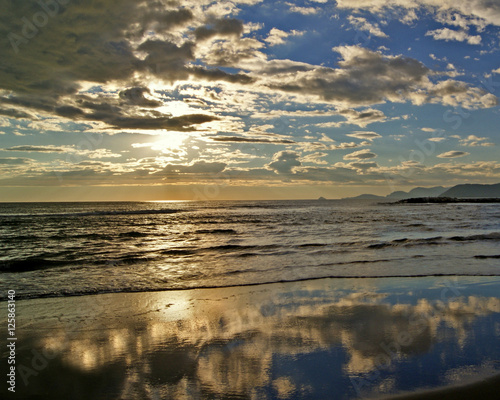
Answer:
xmin=1 ymin=200 xmax=499 ymax=300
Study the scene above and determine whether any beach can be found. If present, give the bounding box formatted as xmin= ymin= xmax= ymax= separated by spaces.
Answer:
xmin=4 ymin=276 xmax=499 ymax=399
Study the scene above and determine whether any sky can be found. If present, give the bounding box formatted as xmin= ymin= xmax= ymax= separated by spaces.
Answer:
xmin=0 ymin=0 xmax=499 ymax=201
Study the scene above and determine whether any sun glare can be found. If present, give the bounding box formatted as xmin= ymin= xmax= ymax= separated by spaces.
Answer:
xmin=151 ymin=132 xmax=188 ymax=154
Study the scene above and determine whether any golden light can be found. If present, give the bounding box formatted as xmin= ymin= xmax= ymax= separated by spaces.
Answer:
xmin=150 ymin=132 xmax=188 ymax=155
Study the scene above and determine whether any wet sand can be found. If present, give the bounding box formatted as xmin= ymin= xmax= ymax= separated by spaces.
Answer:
xmin=3 ymin=276 xmax=500 ymax=399
xmin=382 ymin=372 xmax=500 ymax=399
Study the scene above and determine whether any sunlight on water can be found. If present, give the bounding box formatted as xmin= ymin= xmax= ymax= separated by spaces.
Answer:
xmin=0 ymin=200 xmax=499 ymax=300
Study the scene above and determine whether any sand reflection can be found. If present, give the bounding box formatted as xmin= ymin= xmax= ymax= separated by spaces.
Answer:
xmin=10 ymin=277 xmax=500 ymax=399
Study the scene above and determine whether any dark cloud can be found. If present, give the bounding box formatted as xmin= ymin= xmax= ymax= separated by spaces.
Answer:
xmin=138 ymin=40 xmax=195 ymax=82
xmin=211 ymin=136 xmax=295 ymax=144
xmin=188 ymin=66 xmax=255 ymax=84
xmin=267 ymin=151 xmax=301 ymax=174
xmin=108 ymin=113 xmax=219 ymax=130
xmin=339 ymin=108 xmax=387 ymax=126
xmin=267 ymin=47 xmax=430 ymax=105
xmin=5 ymin=145 xmax=65 ymax=152
xmin=0 ymin=157 xmax=33 ymax=165
xmin=343 ymin=150 xmax=377 ymax=160
xmin=0 ymin=107 xmax=36 ymax=119
xmin=0 ymin=96 xmax=57 ymax=113
xmin=194 ymin=18 xmax=244 ymax=41
xmin=55 ymin=105 xmax=85 ymax=118
xmin=437 ymin=151 xmax=470 ymax=158
xmin=0 ymin=2 xmax=250 ymax=130
xmin=263 ymin=46 xmax=497 ymax=108
xmin=349 ymin=162 xmax=378 ymax=170
xmin=153 ymin=8 xmax=194 ymax=32
xmin=119 ymin=87 xmax=162 ymax=107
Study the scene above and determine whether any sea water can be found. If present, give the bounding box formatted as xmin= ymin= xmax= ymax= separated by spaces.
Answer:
xmin=1 ymin=200 xmax=499 ymax=300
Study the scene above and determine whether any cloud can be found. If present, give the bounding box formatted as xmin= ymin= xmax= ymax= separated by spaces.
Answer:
xmin=119 ymin=87 xmax=162 ymax=107
xmin=0 ymin=108 xmax=36 ymax=120
xmin=0 ymin=1 xmax=252 ymax=132
xmin=335 ymin=0 xmax=500 ymax=29
xmin=459 ymin=135 xmax=495 ymax=147
xmin=0 ymin=157 xmax=33 ymax=165
xmin=286 ymin=4 xmax=319 ymax=15
xmin=5 ymin=145 xmax=66 ymax=153
xmin=264 ymin=28 xmax=304 ymax=46
xmin=0 ymin=0 xmax=496 ymax=141
xmin=265 ymin=46 xmax=428 ymax=106
xmin=160 ymin=161 xmax=227 ymax=174
xmin=331 ymin=141 xmax=372 ymax=150
xmin=263 ymin=46 xmax=496 ymax=109
xmin=301 ymin=152 xmax=329 ymax=165
xmin=343 ymin=149 xmax=377 ymax=160
xmin=194 ymin=18 xmax=244 ymax=41
xmin=151 ymin=8 xmax=195 ymax=32
xmin=348 ymin=16 xmax=388 ymax=38
xmin=346 ymin=131 xmax=382 ymax=141
xmin=211 ymin=136 xmax=295 ymax=144
xmin=349 ymin=162 xmax=379 ymax=170
xmin=338 ymin=108 xmax=387 ymax=127
xmin=437 ymin=151 xmax=470 ymax=158
xmin=4 ymin=145 xmax=122 ymax=158
xmin=425 ymin=28 xmax=482 ymax=44
xmin=267 ymin=151 xmax=302 ymax=174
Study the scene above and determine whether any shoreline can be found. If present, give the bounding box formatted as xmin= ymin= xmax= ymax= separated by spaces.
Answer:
xmin=3 ymin=273 xmax=500 ymax=302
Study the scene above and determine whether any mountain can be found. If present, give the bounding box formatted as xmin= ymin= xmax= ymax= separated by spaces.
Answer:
xmin=406 ymin=186 xmax=448 ymax=198
xmin=385 ymin=191 xmax=408 ymax=200
xmin=439 ymin=183 xmax=500 ymax=198
xmin=342 ymin=183 xmax=500 ymax=201
xmin=350 ymin=194 xmax=385 ymax=200
xmin=385 ymin=186 xmax=448 ymax=199
xmin=386 ymin=186 xmax=447 ymax=199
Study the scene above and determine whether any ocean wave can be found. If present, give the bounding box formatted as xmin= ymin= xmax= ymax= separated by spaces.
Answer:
xmin=474 ymin=255 xmax=500 ymax=259
xmin=118 ymin=231 xmax=150 ymax=238
xmin=194 ymin=229 xmax=238 ymax=234
xmin=0 ymin=257 xmax=69 ymax=272
xmin=205 ymin=244 xmax=281 ymax=252
xmin=450 ymin=232 xmax=500 ymax=241
xmin=0 ymin=208 xmax=180 ymax=218
xmin=367 ymin=232 xmax=500 ymax=249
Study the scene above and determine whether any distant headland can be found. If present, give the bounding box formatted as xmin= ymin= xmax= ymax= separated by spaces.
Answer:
xmin=335 ymin=183 xmax=500 ymax=202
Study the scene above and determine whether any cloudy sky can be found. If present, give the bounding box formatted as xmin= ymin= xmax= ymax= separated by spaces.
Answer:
xmin=0 ymin=0 xmax=499 ymax=200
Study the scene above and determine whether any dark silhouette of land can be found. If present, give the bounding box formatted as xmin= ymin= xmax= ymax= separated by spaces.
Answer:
xmin=395 ymin=197 xmax=500 ymax=204
xmin=340 ymin=183 xmax=500 ymax=201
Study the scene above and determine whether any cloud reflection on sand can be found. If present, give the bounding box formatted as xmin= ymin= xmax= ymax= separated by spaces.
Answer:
xmin=12 ymin=278 xmax=500 ymax=399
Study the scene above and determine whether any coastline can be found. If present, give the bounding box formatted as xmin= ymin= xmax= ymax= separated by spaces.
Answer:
xmin=3 ymin=276 xmax=499 ymax=399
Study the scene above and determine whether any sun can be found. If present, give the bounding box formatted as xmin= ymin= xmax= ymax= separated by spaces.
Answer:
xmin=151 ymin=132 xmax=188 ymax=154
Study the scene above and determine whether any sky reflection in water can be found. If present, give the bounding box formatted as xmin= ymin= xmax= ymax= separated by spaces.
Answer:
xmin=8 ymin=277 xmax=500 ymax=399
